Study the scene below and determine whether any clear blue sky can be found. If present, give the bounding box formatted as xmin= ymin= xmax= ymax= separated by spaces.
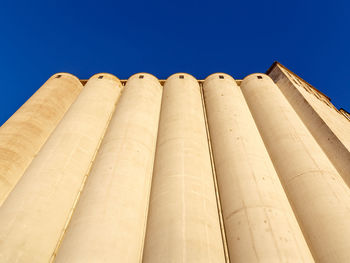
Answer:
xmin=1 ymin=0 xmax=349 ymax=125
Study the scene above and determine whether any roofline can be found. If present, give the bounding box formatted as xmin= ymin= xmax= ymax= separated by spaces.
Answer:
xmin=340 ymin=108 xmax=350 ymax=115
xmin=266 ymin=61 xmax=331 ymax=101
xmin=79 ymin=62 xmax=330 ymax=103
xmin=79 ymin=79 xmax=243 ymax=86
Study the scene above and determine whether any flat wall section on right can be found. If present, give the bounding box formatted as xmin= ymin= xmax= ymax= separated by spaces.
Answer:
xmin=241 ymin=74 xmax=350 ymax=263
xmin=268 ymin=64 xmax=350 ymax=188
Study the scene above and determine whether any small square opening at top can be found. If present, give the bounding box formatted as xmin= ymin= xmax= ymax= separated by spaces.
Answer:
xmin=98 ymin=76 xmax=104 ymax=79
xmin=219 ymin=75 xmax=224 ymax=79
xmin=257 ymin=76 xmax=263 ymax=79
xmin=179 ymin=75 xmax=184 ymax=79
xmin=139 ymin=75 xmax=144 ymax=79
xmin=56 ymin=75 xmax=62 ymax=78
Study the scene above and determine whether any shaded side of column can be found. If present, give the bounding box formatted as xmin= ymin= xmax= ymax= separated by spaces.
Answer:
xmin=55 ymin=73 xmax=162 ymax=263
xmin=0 ymin=73 xmax=82 ymax=205
xmin=143 ymin=73 xmax=226 ymax=263
xmin=203 ymin=73 xmax=314 ymax=262
xmin=268 ymin=65 xmax=350 ymax=188
xmin=241 ymin=74 xmax=350 ymax=263
xmin=0 ymin=73 xmax=123 ymax=263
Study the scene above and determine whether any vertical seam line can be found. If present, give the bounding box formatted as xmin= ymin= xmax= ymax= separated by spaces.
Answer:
xmin=49 ymin=85 xmax=123 ymax=262
xmin=199 ymin=83 xmax=230 ymax=263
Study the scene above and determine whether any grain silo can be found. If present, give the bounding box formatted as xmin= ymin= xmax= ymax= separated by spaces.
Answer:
xmin=0 ymin=73 xmax=82 ymax=205
xmin=0 ymin=74 xmax=123 ymax=262
xmin=0 ymin=62 xmax=349 ymax=262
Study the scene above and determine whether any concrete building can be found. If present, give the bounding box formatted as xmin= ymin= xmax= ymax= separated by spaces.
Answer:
xmin=0 ymin=73 xmax=83 ymax=206
xmin=0 ymin=62 xmax=349 ymax=262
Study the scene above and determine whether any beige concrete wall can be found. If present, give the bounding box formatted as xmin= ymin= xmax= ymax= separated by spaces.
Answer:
xmin=340 ymin=109 xmax=350 ymax=120
xmin=241 ymin=74 xmax=350 ymax=263
xmin=203 ymin=73 xmax=314 ymax=262
xmin=143 ymin=73 xmax=226 ymax=263
xmin=268 ymin=66 xmax=350 ymax=188
xmin=55 ymin=73 xmax=162 ymax=263
xmin=0 ymin=73 xmax=82 ymax=206
xmin=0 ymin=74 xmax=123 ymax=263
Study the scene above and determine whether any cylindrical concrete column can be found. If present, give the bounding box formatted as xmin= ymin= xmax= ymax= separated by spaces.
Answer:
xmin=269 ymin=68 xmax=350 ymax=189
xmin=0 ymin=74 xmax=123 ymax=263
xmin=143 ymin=74 xmax=225 ymax=263
xmin=0 ymin=73 xmax=82 ymax=205
xmin=55 ymin=73 xmax=163 ymax=263
xmin=203 ymin=73 xmax=314 ymax=262
xmin=241 ymin=74 xmax=350 ymax=263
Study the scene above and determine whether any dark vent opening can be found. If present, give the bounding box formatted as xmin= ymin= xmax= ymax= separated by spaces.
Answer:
xmin=257 ymin=76 xmax=263 ymax=79
xmin=98 ymin=76 xmax=104 ymax=79
xmin=56 ymin=75 xmax=62 ymax=78
xmin=179 ymin=75 xmax=184 ymax=79
xmin=219 ymin=75 xmax=224 ymax=79
xmin=139 ymin=75 xmax=144 ymax=79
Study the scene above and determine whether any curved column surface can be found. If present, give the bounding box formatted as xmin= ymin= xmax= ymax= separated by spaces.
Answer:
xmin=241 ymin=74 xmax=350 ymax=263
xmin=0 ymin=73 xmax=82 ymax=205
xmin=55 ymin=73 xmax=162 ymax=263
xmin=0 ymin=74 xmax=123 ymax=263
xmin=269 ymin=69 xmax=350 ymax=189
xmin=203 ymin=74 xmax=314 ymax=262
xmin=143 ymin=73 xmax=225 ymax=263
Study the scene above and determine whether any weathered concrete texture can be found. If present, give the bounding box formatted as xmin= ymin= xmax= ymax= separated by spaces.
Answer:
xmin=143 ymin=73 xmax=226 ymax=263
xmin=203 ymin=73 xmax=314 ymax=263
xmin=268 ymin=66 xmax=350 ymax=188
xmin=0 ymin=73 xmax=82 ymax=206
xmin=241 ymin=74 xmax=350 ymax=263
xmin=0 ymin=74 xmax=123 ymax=263
xmin=55 ymin=73 xmax=162 ymax=263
